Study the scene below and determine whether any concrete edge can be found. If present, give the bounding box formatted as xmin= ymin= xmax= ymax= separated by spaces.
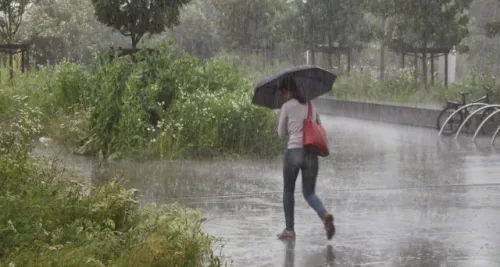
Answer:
xmin=319 ymin=96 xmax=441 ymax=110
xmin=313 ymin=97 xmax=442 ymax=129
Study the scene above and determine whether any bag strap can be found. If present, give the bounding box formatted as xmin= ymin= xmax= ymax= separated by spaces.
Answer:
xmin=307 ymin=101 xmax=312 ymax=120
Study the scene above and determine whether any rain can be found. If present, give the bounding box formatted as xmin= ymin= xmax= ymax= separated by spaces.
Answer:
xmin=1 ymin=0 xmax=500 ymax=266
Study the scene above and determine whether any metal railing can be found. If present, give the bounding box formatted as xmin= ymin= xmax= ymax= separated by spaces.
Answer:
xmin=439 ymin=103 xmax=500 ymax=146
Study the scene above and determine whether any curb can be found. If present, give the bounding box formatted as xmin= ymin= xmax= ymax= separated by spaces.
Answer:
xmin=313 ymin=98 xmax=442 ymax=129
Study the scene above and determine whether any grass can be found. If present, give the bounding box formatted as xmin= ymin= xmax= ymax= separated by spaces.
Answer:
xmin=330 ymin=69 xmax=500 ymax=108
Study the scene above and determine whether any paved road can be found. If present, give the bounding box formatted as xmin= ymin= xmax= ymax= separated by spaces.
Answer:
xmin=174 ymin=116 xmax=500 ymax=267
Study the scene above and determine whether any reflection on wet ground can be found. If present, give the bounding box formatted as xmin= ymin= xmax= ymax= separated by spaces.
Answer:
xmin=35 ymin=116 xmax=500 ymax=266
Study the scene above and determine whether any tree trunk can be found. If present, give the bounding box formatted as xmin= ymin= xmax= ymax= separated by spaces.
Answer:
xmin=413 ymin=53 xmax=418 ymax=82
xmin=430 ymin=53 xmax=435 ymax=85
xmin=380 ymin=45 xmax=385 ymax=80
xmin=347 ymin=49 xmax=351 ymax=75
xmin=309 ymin=31 xmax=316 ymax=65
xmin=380 ymin=16 xmax=386 ymax=80
xmin=337 ymin=52 xmax=341 ymax=72
xmin=307 ymin=9 xmax=315 ymax=65
xmin=422 ymin=51 xmax=428 ymax=89
xmin=21 ymin=50 xmax=25 ymax=73
xmin=327 ymin=53 xmax=333 ymax=70
xmin=9 ymin=52 xmax=13 ymax=79
xmin=445 ymin=53 xmax=449 ymax=87
xmin=327 ymin=36 xmax=332 ymax=70
xmin=131 ymin=34 xmax=139 ymax=49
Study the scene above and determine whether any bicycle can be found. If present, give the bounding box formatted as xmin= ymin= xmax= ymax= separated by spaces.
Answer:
xmin=436 ymin=86 xmax=495 ymax=136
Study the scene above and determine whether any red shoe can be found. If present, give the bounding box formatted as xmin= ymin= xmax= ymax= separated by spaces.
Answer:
xmin=323 ymin=214 xmax=335 ymax=240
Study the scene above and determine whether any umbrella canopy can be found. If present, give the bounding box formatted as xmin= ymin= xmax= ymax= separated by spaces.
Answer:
xmin=252 ymin=65 xmax=337 ymax=109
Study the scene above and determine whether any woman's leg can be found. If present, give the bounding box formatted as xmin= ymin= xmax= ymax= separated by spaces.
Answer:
xmin=301 ymin=152 xmax=327 ymax=219
xmin=282 ymin=149 xmax=301 ymax=232
xmin=302 ymin=151 xmax=335 ymax=239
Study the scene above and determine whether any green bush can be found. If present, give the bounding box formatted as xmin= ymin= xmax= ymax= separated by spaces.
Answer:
xmin=0 ymin=95 xmax=224 ymax=267
xmin=5 ymin=43 xmax=283 ymax=160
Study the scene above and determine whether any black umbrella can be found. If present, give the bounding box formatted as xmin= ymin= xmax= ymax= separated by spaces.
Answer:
xmin=252 ymin=65 xmax=337 ymax=109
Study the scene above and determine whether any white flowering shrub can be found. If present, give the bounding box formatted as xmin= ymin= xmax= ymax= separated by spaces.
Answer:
xmin=150 ymin=86 xmax=282 ymax=158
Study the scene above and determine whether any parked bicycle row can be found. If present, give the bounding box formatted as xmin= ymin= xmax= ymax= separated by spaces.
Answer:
xmin=436 ymin=85 xmax=500 ymax=145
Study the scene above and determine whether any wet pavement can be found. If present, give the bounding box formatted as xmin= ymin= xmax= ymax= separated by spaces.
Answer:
xmin=35 ymin=116 xmax=500 ymax=266
xmin=170 ymin=116 xmax=500 ymax=267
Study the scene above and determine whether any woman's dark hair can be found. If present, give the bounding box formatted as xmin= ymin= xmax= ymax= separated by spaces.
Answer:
xmin=279 ymin=76 xmax=306 ymax=104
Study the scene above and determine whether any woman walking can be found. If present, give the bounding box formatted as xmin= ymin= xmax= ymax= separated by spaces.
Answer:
xmin=276 ymin=76 xmax=335 ymax=241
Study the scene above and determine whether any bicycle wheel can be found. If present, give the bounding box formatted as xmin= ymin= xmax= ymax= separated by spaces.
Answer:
xmin=437 ymin=106 xmax=463 ymax=136
xmin=479 ymin=107 xmax=499 ymax=135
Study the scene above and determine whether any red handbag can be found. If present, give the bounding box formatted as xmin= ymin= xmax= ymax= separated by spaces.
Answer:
xmin=303 ymin=102 xmax=330 ymax=157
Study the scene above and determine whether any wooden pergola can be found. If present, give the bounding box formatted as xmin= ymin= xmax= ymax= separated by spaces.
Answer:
xmin=313 ymin=44 xmax=364 ymax=73
xmin=0 ymin=43 xmax=31 ymax=78
xmin=389 ymin=41 xmax=453 ymax=86
xmin=246 ymin=44 xmax=275 ymax=66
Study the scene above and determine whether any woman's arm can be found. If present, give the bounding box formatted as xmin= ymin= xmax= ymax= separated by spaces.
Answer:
xmin=277 ymin=105 xmax=288 ymax=137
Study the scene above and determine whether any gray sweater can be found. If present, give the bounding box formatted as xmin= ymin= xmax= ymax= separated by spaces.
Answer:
xmin=277 ymin=99 xmax=321 ymax=149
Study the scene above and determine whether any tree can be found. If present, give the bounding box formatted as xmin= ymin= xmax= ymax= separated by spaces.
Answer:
xmin=366 ymin=0 xmax=396 ymax=79
xmin=168 ymin=0 xmax=220 ymax=59
xmin=295 ymin=0 xmax=373 ymax=71
xmin=91 ymin=0 xmax=191 ymax=49
xmin=286 ymin=0 xmax=320 ymax=64
xmin=0 ymin=0 xmax=28 ymax=43
xmin=19 ymin=0 xmax=128 ymax=64
xmin=485 ymin=0 xmax=500 ymax=38
xmin=275 ymin=1 xmax=310 ymax=63
xmin=387 ymin=0 xmax=472 ymax=85
xmin=211 ymin=0 xmax=287 ymax=58
xmin=463 ymin=0 xmax=500 ymax=76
